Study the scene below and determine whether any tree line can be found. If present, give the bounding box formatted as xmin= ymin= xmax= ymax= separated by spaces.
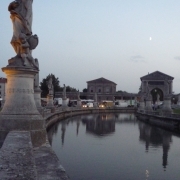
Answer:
xmin=40 ymin=74 xmax=78 ymax=98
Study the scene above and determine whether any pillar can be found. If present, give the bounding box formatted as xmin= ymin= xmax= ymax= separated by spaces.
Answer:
xmin=162 ymin=95 xmax=172 ymax=114
xmin=0 ymin=67 xmax=46 ymax=147
xmin=145 ymin=97 xmax=152 ymax=113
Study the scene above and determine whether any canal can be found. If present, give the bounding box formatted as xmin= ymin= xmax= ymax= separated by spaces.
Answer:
xmin=47 ymin=113 xmax=180 ymax=180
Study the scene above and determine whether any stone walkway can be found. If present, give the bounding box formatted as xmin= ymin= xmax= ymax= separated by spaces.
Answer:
xmin=0 ymin=131 xmax=69 ymax=180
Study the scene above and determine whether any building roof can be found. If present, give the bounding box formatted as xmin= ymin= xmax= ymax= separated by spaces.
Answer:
xmin=140 ymin=71 xmax=174 ymax=81
xmin=87 ymin=77 xmax=117 ymax=85
xmin=0 ymin=77 xmax=7 ymax=83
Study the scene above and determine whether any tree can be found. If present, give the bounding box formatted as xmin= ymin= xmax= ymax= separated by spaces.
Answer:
xmin=40 ymin=74 xmax=61 ymax=97
xmin=66 ymin=86 xmax=77 ymax=92
xmin=116 ymin=90 xmax=128 ymax=93
xmin=83 ymin=88 xmax=87 ymax=92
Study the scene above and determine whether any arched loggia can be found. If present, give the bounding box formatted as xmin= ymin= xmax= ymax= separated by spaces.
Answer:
xmin=151 ymin=88 xmax=164 ymax=104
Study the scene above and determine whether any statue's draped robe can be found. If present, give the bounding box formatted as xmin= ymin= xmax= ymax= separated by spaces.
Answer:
xmin=9 ymin=0 xmax=33 ymax=54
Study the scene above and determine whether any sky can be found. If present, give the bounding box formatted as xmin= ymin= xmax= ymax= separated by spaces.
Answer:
xmin=1 ymin=0 xmax=180 ymax=93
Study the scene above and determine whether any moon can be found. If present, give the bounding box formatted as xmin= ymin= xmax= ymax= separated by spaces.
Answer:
xmin=149 ymin=37 xmax=152 ymax=41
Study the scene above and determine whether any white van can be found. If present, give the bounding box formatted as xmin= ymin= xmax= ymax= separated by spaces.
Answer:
xmin=86 ymin=102 xmax=93 ymax=108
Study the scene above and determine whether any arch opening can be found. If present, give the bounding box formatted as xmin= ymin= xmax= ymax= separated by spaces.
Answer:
xmin=150 ymin=88 xmax=163 ymax=104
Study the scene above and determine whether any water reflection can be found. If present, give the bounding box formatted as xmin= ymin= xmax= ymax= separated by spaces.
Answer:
xmin=139 ymin=123 xmax=172 ymax=170
xmin=82 ymin=114 xmax=115 ymax=135
xmin=48 ymin=113 xmax=136 ymax=146
xmin=47 ymin=113 xmax=180 ymax=180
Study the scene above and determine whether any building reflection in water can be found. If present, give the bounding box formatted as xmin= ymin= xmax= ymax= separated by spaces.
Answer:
xmin=115 ymin=113 xmax=137 ymax=124
xmin=48 ymin=113 xmax=137 ymax=145
xmin=138 ymin=123 xmax=172 ymax=170
xmin=47 ymin=113 xmax=177 ymax=172
xmin=83 ymin=114 xmax=116 ymax=135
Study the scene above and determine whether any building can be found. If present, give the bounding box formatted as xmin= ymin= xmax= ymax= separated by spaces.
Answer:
xmin=55 ymin=77 xmax=137 ymax=103
xmin=139 ymin=71 xmax=174 ymax=102
xmin=0 ymin=77 xmax=7 ymax=107
xmin=86 ymin=77 xmax=116 ymax=101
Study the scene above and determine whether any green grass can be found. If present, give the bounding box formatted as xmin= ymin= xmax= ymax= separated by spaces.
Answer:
xmin=173 ymin=109 xmax=180 ymax=114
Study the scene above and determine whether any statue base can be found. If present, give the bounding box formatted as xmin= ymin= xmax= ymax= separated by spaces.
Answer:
xmin=162 ymin=95 xmax=172 ymax=114
xmin=46 ymin=94 xmax=54 ymax=109
xmin=145 ymin=100 xmax=152 ymax=112
xmin=34 ymin=87 xmax=43 ymax=112
xmin=0 ymin=66 xmax=46 ymax=147
xmin=93 ymin=102 xmax=98 ymax=108
xmin=8 ymin=55 xmax=35 ymax=68
xmin=139 ymin=101 xmax=145 ymax=111
xmin=77 ymin=100 xmax=82 ymax=107
xmin=62 ymin=98 xmax=68 ymax=107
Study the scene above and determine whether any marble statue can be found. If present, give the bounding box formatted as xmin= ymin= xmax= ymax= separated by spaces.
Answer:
xmin=165 ymin=80 xmax=171 ymax=95
xmin=77 ymin=91 xmax=80 ymax=100
xmin=63 ymin=84 xmax=66 ymax=99
xmin=8 ymin=0 xmax=38 ymax=69
xmin=146 ymin=83 xmax=151 ymax=99
xmin=47 ymin=76 xmax=54 ymax=95
xmin=34 ymin=59 xmax=39 ymax=88
xmin=157 ymin=94 xmax=160 ymax=102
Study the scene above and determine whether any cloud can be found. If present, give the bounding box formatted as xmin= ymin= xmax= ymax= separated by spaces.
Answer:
xmin=174 ymin=56 xmax=180 ymax=60
xmin=129 ymin=55 xmax=146 ymax=63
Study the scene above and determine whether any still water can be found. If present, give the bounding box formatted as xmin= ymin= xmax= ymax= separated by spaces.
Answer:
xmin=47 ymin=113 xmax=180 ymax=180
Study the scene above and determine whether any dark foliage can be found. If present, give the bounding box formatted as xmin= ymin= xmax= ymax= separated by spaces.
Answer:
xmin=40 ymin=74 xmax=61 ymax=97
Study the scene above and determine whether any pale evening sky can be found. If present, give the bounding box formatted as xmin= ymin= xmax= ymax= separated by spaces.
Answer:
xmin=1 ymin=0 xmax=180 ymax=93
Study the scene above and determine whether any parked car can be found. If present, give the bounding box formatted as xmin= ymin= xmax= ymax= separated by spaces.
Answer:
xmin=82 ymin=104 xmax=87 ymax=108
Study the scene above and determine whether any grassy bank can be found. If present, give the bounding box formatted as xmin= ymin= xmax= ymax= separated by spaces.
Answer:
xmin=173 ymin=109 xmax=180 ymax=114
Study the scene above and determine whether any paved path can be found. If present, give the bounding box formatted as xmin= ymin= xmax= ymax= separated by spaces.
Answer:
xmin=0 ymin=131 xmax=69 ymax=180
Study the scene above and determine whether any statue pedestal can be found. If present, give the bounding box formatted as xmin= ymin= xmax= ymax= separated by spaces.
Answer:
xmin=77 ymin=100 xmax=82 ymax=107
xmin=162 ymin=95 xmax=172 ymax=114
xmin=139 ymin=101 xmax=145 ymax=111
xmin=0 ymin=66 xmax=46 ymax=147
xmin=62 ymin=98 xmax=68 ymax=107
xmin=34 ymin=87 xmax=43 ymax=112
xmin=46 ymin=94 xmax=54 ymax=109
xmin=93 ymin=102 xmax=98 ymax=108
xmin=145 ymin=100 xmax=152 ymax=113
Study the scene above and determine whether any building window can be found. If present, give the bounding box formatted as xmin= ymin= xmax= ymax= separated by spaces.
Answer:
xmin=91 ymin=89 xmax=93 ymax=92
xmin=0 ymin=85 xmax=1 ymax=88
xmin=98 ymin=89 xmax=101 ymax=93
xmin=105 ymin=87 xmax=110 ymax=93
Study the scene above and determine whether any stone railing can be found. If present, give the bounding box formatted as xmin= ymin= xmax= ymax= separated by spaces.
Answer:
xmin=137 ymin=109 xmax=180 ymax=120
xmin=41 ymin=106 xmax=137 ymax=128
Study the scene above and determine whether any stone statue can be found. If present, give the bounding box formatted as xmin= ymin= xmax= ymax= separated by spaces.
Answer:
xmin=146 ymin=82 xmax=151 ymax=99
xmin=34 ymin=59 xmax=39 ymax=88
xmin=47 ymin=76 xmax=53 ymax=95
xmin=77 ymin=91 xmax=80 ymax=101
xmin=8 ymin=0 xmax=38 ymax=69
xmin=63 ymin=84 xmax=66 ymax=99
xmin=165 ymin=80 xmax=172 ymax=95
xmin=157 ymin=93 xmax=160 ymax=102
